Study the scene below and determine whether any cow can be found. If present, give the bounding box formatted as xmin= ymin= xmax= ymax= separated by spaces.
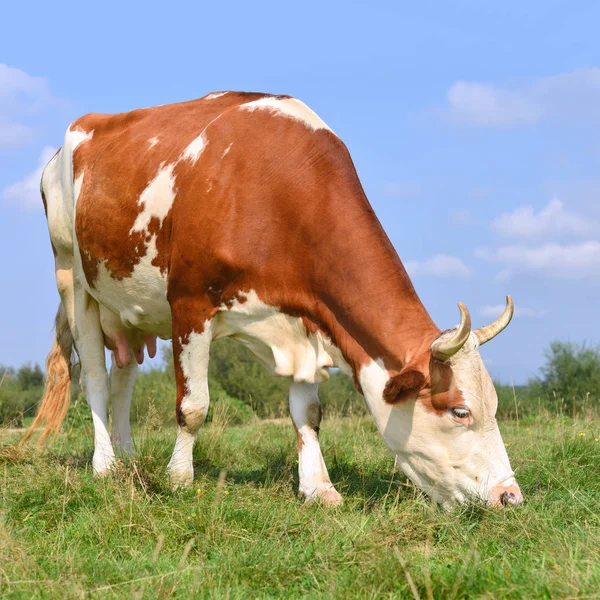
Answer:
xmin=23 ymin=91 xmax=522 ymax=508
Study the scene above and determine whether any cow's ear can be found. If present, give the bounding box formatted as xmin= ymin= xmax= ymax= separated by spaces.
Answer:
xmin=383 ymin=369 xmax=426 ymax=405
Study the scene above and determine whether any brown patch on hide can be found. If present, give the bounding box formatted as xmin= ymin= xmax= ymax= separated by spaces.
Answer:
xmin=383 ymin=368 xmax=426 ymax=404
xmin=297 ymin=429 xmax=304 ymax=451
xmin=426 ymin=359 xmax=466 ymax=414
xmin=412 ymin=358 xmax=466 ymax=416
xmin=306 ymin=402 xmax=322 ymax=433
xmin=41 ymin=189 xmax=48 ymax=216
xmin=383 ymin=350 xmax=467 ymax=416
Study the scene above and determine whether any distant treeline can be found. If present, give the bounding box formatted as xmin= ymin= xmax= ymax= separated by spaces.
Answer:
xmin=1 ymin=340 xmax=599 ymax=428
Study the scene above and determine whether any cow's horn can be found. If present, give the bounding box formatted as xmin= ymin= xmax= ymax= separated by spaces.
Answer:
xmin=432 ymin=303 xmax=472 ymax=361
xmin=474 ymin=295 xmax=514 ymax=345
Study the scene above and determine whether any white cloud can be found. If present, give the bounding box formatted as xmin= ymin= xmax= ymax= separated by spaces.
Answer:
xmin=492 ymin=198 xmax=598 ymax=239
xmin=405 ymin=255 xmax=470 ymax=278
xmin=479 ymin=305 xmax=546 ymax=319
xmin=543 ymin=179 xmax=600 ymax=218
xmin=2 ymin=146 xmax=57 ymax=210
xmin=0 ymin=64 xmax=65 ymax=149
xmin=444 ymin=67 xmax=600 ymax=128
xmin=446 ymin=81 xmax=541 ymax=127
xmin=477 ymin=242 xmax=600 ymax=280
xmin=383 ymin=181 xmax=420 ymax=198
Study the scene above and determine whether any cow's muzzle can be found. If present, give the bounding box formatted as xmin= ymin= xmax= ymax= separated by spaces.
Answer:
xmin=489 ymin=482 xmax=524 ymax=507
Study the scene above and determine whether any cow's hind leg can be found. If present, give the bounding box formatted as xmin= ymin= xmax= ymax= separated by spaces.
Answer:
xmin=167 ymin=307 xmax=214 ymax=487
xmin=290 ymin=382 xmax=342 ymax=505
xmin=109 ymin=353 xmax=138 ymax=455
xmin=70 ymin=280 xmax=115 ymax=475
xmin=54 ymin=257 xmax=114 ymax=474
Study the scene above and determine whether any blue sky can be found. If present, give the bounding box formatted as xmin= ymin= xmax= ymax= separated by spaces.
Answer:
xmin=1 ymin=1 xmax=599 ymax=383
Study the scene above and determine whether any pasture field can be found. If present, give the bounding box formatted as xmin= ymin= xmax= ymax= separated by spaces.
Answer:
xmin=1 ymin=412 xmax=600 ymax=599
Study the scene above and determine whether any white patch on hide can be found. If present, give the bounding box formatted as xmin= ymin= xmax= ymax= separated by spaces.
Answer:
xmin=167 ymin=322 xmax=212 ymax=487
xmin=90 ymin=233 xmax=172 ymax=339
xmin=73 ymin=173 xmax=85 ymax=204
xmin=179 ymin=325 xmax=212 ymax=413
xmin=42 ymin=150 xmax=73 ymax=254
xmin=205 ymin=91 xmax=228 ymax=100
xmin=212 ymin=289 xmax=346 ymax=383
xmin=130 ymin=163 xmax=177 ymax=233
xmin=222 ymin=142 xmax=233 ymax=158
xmin=65 ymin=126 xmax=94 ymax=151
xmin=148 ymin=136 xmax=159 ymax=149
xmin=239 ymin=97 xmax=333 ymax=133
xmin=182 ymin=132 xmax=208 ymax=164
xmin=62 ymin=124 xmax=94 ymax=227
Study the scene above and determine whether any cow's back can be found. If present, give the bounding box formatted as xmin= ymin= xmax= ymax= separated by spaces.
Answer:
xmin=71 ymin=92 xmax=269 ymax=287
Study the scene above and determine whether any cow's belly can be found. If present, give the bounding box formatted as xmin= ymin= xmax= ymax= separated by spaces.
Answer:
xmin=212 ymin=290 xmax=351 ymax=383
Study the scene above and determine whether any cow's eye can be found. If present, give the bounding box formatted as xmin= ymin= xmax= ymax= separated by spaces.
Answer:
xmin=452 ymin=407 xmax=470 ymax=419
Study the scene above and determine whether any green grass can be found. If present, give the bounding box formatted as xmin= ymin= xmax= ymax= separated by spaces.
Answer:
xmin=1 ymin=413 xmax=600 ymax=599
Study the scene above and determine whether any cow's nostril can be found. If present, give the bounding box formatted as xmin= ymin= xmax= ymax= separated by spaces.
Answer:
xmin=491 ymin=483 xmax=523 ymax=507
xmin=501 ymin=491 xmax=516 ymax=506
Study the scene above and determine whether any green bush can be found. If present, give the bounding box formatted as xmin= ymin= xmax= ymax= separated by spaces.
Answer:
xmin=0 ymin=366 xmax=43 ymax=427
xmin=207 ymin=339 xmax=289 ymax=418
xmin=130 ymin=365 xmax=256 ymax=428
xmin=207 ymin=338 xmax=368 ymax=417
xmin=130 ymin=367 xmax=177 ymax=426
xmin=495 ymin=382 xmax=544 ymax=420
xmin=205 ymin=382 xmax=255 ymax=425
xmin=539 ymin=341 xmax=600 ymax=414
xmin=495 ymin=341 xmax=600 ymax=419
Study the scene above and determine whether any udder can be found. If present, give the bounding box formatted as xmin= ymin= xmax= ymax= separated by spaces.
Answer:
xmin=103 ymin=330 xmax=158 ymax=368
xmin=99 ymin=304 xmax=159 ymax=368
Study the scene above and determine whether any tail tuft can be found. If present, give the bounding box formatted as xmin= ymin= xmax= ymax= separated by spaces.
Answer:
xmin=21 ymin=303 xmax=73 ymax=446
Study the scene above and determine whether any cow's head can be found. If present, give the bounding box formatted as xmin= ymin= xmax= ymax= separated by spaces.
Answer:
xmin=360 ymin=296 xmax=522 ymax=508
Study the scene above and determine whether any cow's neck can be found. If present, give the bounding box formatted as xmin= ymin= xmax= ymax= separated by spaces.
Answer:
xmin=318 ymin=252 xmax=438 ymax=375
xmin=298 ymin=188 xmax=440 ymax=377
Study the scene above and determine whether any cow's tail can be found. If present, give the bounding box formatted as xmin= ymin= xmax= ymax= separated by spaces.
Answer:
xmin=21 ymin=302 xmax=73 ymax=446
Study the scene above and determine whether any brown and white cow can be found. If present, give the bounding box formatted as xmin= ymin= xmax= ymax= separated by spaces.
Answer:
xmin=24 ymin=91 xmax=522 ymax=508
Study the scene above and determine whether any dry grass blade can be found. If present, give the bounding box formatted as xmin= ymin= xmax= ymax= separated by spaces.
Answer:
xmin=89 ymin=566 xmax=198 ymax=593
xmin=394 ymin=548 xmax=421 ymax=600
xmin=423 ymin=539 xmax=434 ymax=600
xmin=152 ymin=534 xmax=165 ymax=565
xmin=213 ymin=469 xmax=228 ymax=505
xmin=177 ymin=538 xmax=195 ymax=570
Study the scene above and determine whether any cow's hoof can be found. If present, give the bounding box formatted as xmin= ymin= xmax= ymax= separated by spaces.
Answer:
xmin=303 ymin=484 xmax=343 ymax=507
xmin=93 ymin=468 xmax=112 ymax=478
xmin=92 ymin=454 xmax=116 ymax=477
xmin=168 ymin=468 xmax=194 ymax=489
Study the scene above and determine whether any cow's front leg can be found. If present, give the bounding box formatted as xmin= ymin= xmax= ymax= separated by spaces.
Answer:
xmin=290 ymin=382 xmax=342 ymax=506
xmin=167 ymin=306 xmax=214 ymax=488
